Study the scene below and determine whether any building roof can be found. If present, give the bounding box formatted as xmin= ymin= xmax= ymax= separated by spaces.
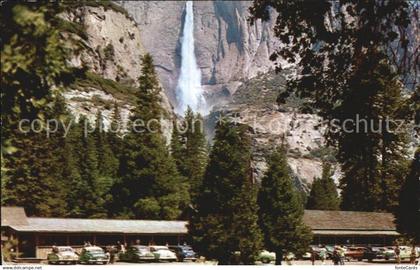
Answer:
xmin=303 ymin=210 xmax=396 ymax=232
xmin=2 ymin=207 xmax=398 ymax=236
xmin=9 ymin=217 xmax=188 ymax=235
xmin=311 ymin=230 xmax=399 ymax=236
xmin=1 ymin=207 xmax=29 ymax=227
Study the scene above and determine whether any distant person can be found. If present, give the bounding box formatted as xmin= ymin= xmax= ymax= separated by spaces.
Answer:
xmin=332 ymin=250 xmax=340 ymax=265
xmin=338 ymin=246 xmax=345 ymax=265
xmin=410 ymin=247 xmax=416 ymax=264
xmin=108 ymin=246 xmax=116 ymax=264
xmin=135 ymin=239 xmax=141 ymax=245
xmin=117 ymin=241 xmax=125 ymax=253
xmin=310 ymin=248 xmax=316 ymax=265
xmin=319 ymin=246 xmax=327 ymax=265
xmin=395 ymin=245 xmax=401 ymax=264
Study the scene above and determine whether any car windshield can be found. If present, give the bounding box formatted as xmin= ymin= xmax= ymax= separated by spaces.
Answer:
xmin=138 ymin=247 xmax=150 ymax=253
xmin=89 ymin=249 xmax=104 ymax=254
xmin=58 ymin=247 xmax=73 ymax=252
xmin=155 ymin=247 xmax=169 ymax=251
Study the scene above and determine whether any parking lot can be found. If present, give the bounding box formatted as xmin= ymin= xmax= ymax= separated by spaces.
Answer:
xmin=3 ymin=258 xmax=413 ymax=266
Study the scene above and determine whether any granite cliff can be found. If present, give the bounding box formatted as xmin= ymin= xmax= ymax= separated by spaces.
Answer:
xmin=61 ymin=1 xmax=336 ymax=190
xmin=120 ymin=1 xmax=277 ymax=108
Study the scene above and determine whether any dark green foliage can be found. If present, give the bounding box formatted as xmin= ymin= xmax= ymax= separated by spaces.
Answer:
xmin=103 ymin=43 xmax=115 ymax=61
xmin=170 ymin=119 xmax=184 ymax=172
xmin=93 ymin=111 xmax=118 ymax=178
xmin=57 ymin=19 xmax=88 ymax=40
xmin=250 ymin=0 xmax=416 ymax=91
xmin=395 ymin=148 xmax=420 ymax=243
xmin=306 ymin=163 xmax=340 ymax=210
xmin=250 ymin=1 xmax=416 ymax=212
xmin=112 ymin=54 xmax=189 ymax=219
xmin=93 ymin=111 xmax=119 ymax=209
xmin=71 ymin=72 xmax=137 ymax=105
xmin=61 ymin=0 xmax=132 ymax=20
xmin=257 ymin=147 xmax=312 ymax=265
xmin=233 ymin=72 xmax=286 ymax=106
xmin=1 ymin=2 xmax=78 ymax=154
xmin=305 ymin=147 xmax=337 ymax=163
xmin=65 ymin=116 xmax=107 ymax=218
xmin=108 ymin=102 xmax=124 ymax=159
xmin=171 ymin=107 xmax=208 ymax=203
xmin=3 ymin=130 xmax=68 ymax=217
xmin=189 ymin=120 xmax=262 ymax=264
xmin=2 ymin=98 xmax=70 ymax=217
xmin=338 ymin=62 xmax=411 ymax=211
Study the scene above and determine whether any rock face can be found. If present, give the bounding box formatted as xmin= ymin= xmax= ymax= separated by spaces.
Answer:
xmin=61 ymin=3 xmax=336 ymax=191
xmin=120 ymin=1 xmax=277 ymax=108
xmin=210 ymin=103 xmax=329 ymax=192
xmin=61 ymin=5 xmax=174 ymax=142
xmin=60 ymin=6 xmax=145 ymax=84
xmin=118 ymin=1 xmax=336 ymax=189
xmin=207 ymin=71 xmax=342 ymax=191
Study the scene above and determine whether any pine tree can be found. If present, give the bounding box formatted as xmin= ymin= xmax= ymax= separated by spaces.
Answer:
xmin=1 ymin=2 xmax=79 ymax=216
xmin=65 ymin=116 xmax=106 ymax=218
xmin=3 ymin=130 xmax=68 ymax=217
xmin=171 ymin=107 xmax=208 ymax=202
xmin=339 ymin=61 xmax=411 ymax=211
xmin=1 ymin=2 xmax=76 ymax=153
xmin=114 ymin=54 xmax=189 ymax=219
xmin=306 ymin=162 xmax=340 ymax=210
xmin=189 ymin=120 xmax=262 ymax=264
xmin=250 ymin=1 xmax=415 ymax=213
xmin=170 ymin=119 xmax=185 ymax=174
xmin=92 ymin=111 xmax=119 ymax=214
xmin=184 ymin=110 xmax=208 ymax=200
xmin=257 ymin=147 xmax=312 ymax=265
xmin=2 ymin=98 xmax=70 ymax=217
xmin=395 ymin=148 xmax=420 ymax=244
xmin=108 ymin=102 xmax=124 ymax=159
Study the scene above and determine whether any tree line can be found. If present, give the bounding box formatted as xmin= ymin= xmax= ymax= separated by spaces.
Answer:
xmin=250 ymin=0 xmax=419 ymax=249
xmin=2 ymin=0 xmax=418 ymax=265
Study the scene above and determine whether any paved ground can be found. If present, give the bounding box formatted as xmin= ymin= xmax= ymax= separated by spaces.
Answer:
xmin=4 ymin=259 xmax=416 ymax=266
xmin=58 ymin=259 xmax=409 ymax=265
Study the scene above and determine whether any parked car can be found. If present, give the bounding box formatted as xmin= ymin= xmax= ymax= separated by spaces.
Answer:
xmin=324 ymin=245 xmax=335 ymax=259
xmin=384 ymin=246 xmax=395 ymax=260
xmin=47 ymin=246 xmax=79 ymax=265
xmin=168 ymin=245 xmax=197 ymax=262
xmin=400 ymin=246 xmax=417 ymax=261
xmin=119 ymin=245 xmax=156 ymax=262
xmin=79 ymin=246 xmax=108 ymax=264
xmin=345 ymin=247 xmax=366 ymax=261
xmin=149 ymin=246 xmax=177 ymax=262
xmin=301 ymin=251 xmax=312 ymax=260
xmin=363 ymin=247 xmax=385 ymax=261
xmin=305 ymin=245 xmax=328 ymax=260
xmin=257 ymin=250 xmax=276 ymax=264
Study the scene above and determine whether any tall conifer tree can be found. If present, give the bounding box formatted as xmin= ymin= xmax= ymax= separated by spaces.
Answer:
xmin=395 ymin=148 xmax=420 ymax=245
xmin=257 ymin=147 xmax=312 ymax=265
xmin=306 ymin=163 xmax=340 ymax=210
xmin=189 ymin=120 xmax=262 ymax=264
xmin=115 ymin=54 xmax=189 ymax=219
xmin=171 ymin=107 xmax=208 ymax=202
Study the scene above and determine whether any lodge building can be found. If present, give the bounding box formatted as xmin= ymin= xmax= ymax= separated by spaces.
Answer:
xmin=1 ymin=207 xmax=399 ymax=259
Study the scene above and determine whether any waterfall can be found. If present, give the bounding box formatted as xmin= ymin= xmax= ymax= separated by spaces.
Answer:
xmin=175 ymin=1 xmax=208 ymax=115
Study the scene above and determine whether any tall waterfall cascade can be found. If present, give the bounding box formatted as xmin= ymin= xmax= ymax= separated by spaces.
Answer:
xmin=175 ymin=1 xmax=208 ymax=115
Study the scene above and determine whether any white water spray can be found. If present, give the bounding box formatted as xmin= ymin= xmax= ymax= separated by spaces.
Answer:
xmin=175 ymin=1 xmax=208 ymax=115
